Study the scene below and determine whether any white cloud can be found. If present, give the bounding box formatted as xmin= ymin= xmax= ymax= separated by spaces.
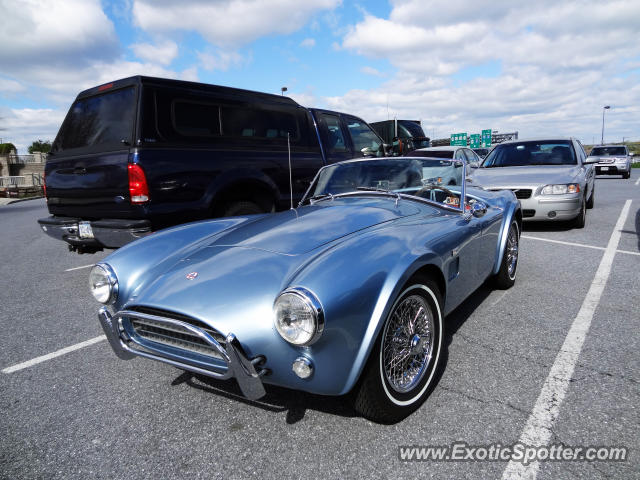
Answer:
xmin=300 ymin=38 xmax=316 ymax=48
xmin=0 ymin=77 xmax=26 ymax=94
xmin=360 ymin=66 xmax=386 ymax=77
xmin=130 ymin=40 xmax=179 ymax=65
xmin=132 ymin=0 xmax=340 ymax=46
xmin=334 ymin=0 xmax=640 ymax=142
xmin=197 ymin=50 xmax=246 ymax=72
xmin=0 ymin=0 xmax=119 ymax=69
xmin=0 ymin=107 xmax=66 ymax=154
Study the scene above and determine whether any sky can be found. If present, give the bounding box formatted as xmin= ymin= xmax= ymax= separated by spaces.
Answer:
xmin=0 ymin=0 xmax=639 ymax=153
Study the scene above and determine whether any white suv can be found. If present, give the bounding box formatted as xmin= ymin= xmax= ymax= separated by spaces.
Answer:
xmin=587 ymin=145 xmax=633 ymax=179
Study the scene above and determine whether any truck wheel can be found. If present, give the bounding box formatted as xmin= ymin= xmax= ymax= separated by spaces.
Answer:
xmin=353 ymin=278 xmax=443 ymax=423
xmin=222 ymin=200 xmax=266 ymax=217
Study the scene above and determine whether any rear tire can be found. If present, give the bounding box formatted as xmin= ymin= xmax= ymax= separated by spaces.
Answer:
xmin=353 ymin=278 xmax=443 ymax=423
xmin=623 ymin=171 xmax=630 ymax=179
xmin=493 ymin=220 xmax=519 ymax=289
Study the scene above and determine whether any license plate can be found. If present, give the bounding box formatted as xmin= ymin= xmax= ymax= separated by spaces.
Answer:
xmin=78 ymin=221 xmax=94 ymax=239
xmin=600 ymin=166 xmax=609 ymax=171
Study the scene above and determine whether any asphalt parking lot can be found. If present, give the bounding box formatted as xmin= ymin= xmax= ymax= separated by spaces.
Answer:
xmin=1 ymin=173 xmax=638 ymax=480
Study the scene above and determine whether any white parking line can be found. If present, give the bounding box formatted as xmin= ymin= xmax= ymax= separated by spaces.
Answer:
xmin=2 ymin=335 xmax=106 ymax=374
xmin=64 ymin=264 xmax=94 ymax=272
xmin=502 ymin=199 xmax=632 ymax=480
xmin=635 ymin=176 xmax=640 ymax=186
xmin=522 ymin=235 xmax=640 ymax=257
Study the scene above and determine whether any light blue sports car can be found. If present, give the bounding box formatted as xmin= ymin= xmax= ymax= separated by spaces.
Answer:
xmin=90 ymin=157 xmax=521 ymax=423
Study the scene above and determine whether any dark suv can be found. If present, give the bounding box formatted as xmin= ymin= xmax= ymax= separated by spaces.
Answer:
xmin=38 ymin=76 xmax=385 ymax=253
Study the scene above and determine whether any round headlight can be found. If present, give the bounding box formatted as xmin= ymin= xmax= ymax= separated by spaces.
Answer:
xmin=89 ymin=264 xmax=118 ymax=304
xmin=274 ymin=288 xmax=324 ymax=346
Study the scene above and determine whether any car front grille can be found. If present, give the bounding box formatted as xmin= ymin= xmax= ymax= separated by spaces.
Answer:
xmin=511 ymin=189 xmax=532 ymax=199
xmin=127 ymin=307 xmax=226 ymax=360
xmin=522 ymin=209 xmax=536 ymax=218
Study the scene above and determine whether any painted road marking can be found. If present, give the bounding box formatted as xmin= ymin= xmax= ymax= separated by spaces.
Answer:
xmin=522 ymin=235 xmax=640 ymax=257
xmin=502 ymin=199 xmax=632 ymax=480
xmin=635 ymin=176 xmax=640 ymax=186
xmin=2 ymin=335 xmax=106 ymax=374
xmin=65 ymin=264 xmax=94 ymax=272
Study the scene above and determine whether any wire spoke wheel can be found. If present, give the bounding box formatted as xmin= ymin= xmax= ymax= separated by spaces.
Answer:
xmin=382 ymin=294 xmax=435 ymax=393
xmin=506 ymin=225 xmax=519 ymax=279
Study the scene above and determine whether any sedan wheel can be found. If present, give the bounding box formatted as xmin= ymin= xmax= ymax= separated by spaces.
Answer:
xmin=354 ymin=279 xmax=443 ymax=423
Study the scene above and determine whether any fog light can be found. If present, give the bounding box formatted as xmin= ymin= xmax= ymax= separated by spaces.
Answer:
xmin=292 ymin=357 xmax=313 ymax=379
xmin=548 ymin=211 xmax=557 ymax=218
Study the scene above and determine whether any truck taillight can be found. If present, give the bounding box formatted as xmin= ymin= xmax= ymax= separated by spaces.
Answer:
xmin=128 ymin=163 xmax=149 ymax=204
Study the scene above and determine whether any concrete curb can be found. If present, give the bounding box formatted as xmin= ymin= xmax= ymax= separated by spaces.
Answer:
xmin=0 ymin=196 xmax=44 ymax=206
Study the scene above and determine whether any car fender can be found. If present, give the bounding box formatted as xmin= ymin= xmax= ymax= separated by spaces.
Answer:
xmin=282 ymin=223 xmax=447 ymax=395
xmin=492 ymin=197 xmax=521 ymax=275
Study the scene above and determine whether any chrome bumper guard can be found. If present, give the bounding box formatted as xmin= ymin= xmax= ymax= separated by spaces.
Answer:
xmin=98 ymin=307 xmax=267 ymax=400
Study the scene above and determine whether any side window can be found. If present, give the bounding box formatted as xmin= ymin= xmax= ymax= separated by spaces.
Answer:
xmin=454 ymin=149 xmax=466 ymax=161
xmin=221 ymin=105 xmax=300 ymax=141
xmin=574 ymin=141 xmax=586 ymax=163
xmin=319 ymin=113 xmax=348 ymax=152
xmin=173 ymin=101 xmax=221 ymax=137
xmin=344 ymin=116 xmax=381 ymax=153
xmin=463 ymin=149 xmax=478 ymax=164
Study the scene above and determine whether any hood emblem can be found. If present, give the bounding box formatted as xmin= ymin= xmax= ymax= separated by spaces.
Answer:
xmin=186 ymin=271 xmax=198 ymax=280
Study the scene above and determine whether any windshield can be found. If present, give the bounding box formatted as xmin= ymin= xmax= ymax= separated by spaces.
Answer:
xmin=590 ymin=146 xmax=627 ymax=156
xmin=53 ymin=87 xmax=136 ymax=152
xmin=303 ymin=158 xmax=466 ymax=209
xmin=482 ymin=140 xmax=576 ymax=167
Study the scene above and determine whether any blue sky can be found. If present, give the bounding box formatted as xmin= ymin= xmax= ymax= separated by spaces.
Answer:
xmin=1 ymin=0 xmax=639 ymax=153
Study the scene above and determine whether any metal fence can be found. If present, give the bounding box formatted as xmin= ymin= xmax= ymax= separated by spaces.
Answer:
xmin=8 ymin=154 xmax=47 ymax=164
xmin=0 ymin=176 xmax=26 ymax=187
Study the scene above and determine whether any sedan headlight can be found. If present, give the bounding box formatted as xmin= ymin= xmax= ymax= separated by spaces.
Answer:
xmin=541 ymin=184 xmax=580 ymax=195
xmin=274 ymin=287 xmax=324 ymax=346
xmin=89 ymin=264 xmax=118 ymax=304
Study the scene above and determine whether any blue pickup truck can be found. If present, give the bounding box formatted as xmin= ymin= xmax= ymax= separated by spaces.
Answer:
xmin=38 ymin=76 xmax=386 ymax=253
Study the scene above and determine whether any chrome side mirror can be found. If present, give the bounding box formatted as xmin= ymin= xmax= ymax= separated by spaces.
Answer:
xmin=471 ymin=201 xmax=487 ymax=218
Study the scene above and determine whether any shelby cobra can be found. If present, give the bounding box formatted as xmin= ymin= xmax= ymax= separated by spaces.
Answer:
xmin=91 ymin=157 xmax=522 ymax=423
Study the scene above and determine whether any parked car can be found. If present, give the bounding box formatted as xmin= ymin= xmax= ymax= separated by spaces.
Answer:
xmin=470 ymin=138 xmax=596 ymax=228
xmin=91 ymin=156 xmax=522 ymax=423
xmin=37 ymin=76 xmax=386 ymax=253
xmin=409 ymin=146 xmax=482 ymax=176
xmin=472 ymin=147 xmax=490 ymax=159
xmin=370 ymin=119 xmax=430 ymax=155
xmin=587 ymin=144 xmax=633 ymax=179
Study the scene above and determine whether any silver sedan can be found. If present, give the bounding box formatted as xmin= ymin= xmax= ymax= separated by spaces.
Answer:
xmin=469 ymin=138 xmax=597 ymax=228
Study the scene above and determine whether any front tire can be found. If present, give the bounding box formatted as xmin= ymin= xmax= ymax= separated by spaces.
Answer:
xmin=586 ymin=186 xmax=594 ymax=209
xmin=623 ymin=171 xmax=630 ymax=179
xmin=572 ymin=196 xmax=586 ymax=229
xmin=353 ymin=278 xmax=444 ymax=423
xmin=494 ymin=220 xmax=519 ymax=289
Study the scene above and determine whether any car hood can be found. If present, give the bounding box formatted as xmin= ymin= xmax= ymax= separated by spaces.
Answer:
xmin=124 ymin=198 xmax=422 ymax=330
xmin=470 ymin=165 xmax=582 ymax=187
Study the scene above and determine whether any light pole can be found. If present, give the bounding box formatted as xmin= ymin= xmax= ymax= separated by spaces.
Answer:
xmin=281 ymin=87 xmax=287 ymax=96
xmin=601 ymin=105 xmax=610 ymax=145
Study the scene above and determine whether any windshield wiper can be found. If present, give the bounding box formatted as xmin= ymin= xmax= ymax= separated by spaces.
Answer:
xmin=355 ymin=186 xmax=401 ymax=205
xmin=307 ymin=192 xmax=334 ymax=205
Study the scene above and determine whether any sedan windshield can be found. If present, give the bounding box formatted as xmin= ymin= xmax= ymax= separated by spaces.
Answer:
xmin=303 ymin=158 xmax=466 ymax=208
xmin=482 ymin=140 xmax=576 ymax=167
xmin=590 ymin=146 xmax=627 ymax=156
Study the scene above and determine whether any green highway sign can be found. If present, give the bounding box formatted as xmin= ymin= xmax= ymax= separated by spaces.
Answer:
xmin=469 ymin=134 xmax=481 ymax=148
xmin=481 ymin=129 xmax=492 ymax=147
xmin=450 ymin=132 xmax=467 ymax=146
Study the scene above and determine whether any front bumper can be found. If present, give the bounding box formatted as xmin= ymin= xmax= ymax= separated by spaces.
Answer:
xmin=38 ymin=216 xmax=152 ymax=249
xmin=596 ymin=163 xmax=630 ymax=175
xmin=98 ymin=307 xmax=267 ymax=400
xmin=487 ymin=188 xmax=582 ymax=221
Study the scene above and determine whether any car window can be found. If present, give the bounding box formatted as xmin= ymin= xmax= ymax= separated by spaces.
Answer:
xmin=590 ymin=146 xmax=627 ymax=156
xmin=463 ymin=149 xmax=478 ymax=163
xmin=54 ymin=87 xmax=136 ymax=152
xmin=344 ymin=116 xmax=382 ymax=154
xmin=409 ymin=150 xmax=454 ymax=159
xmin=454 ymin=149 xmax=466 ymax=161
xmin=482 ymin=140 xmax=577 ymax=167
xmin=319 ymin=113 xmax=348 ymax=153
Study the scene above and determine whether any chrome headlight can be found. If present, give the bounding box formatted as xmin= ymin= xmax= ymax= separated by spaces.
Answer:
xmin=541 ymin=183 xmax=580 ymax=195
xmin=89 ymin=264 xmax=118 ymax=304
xmin=274 ymin=287 xmax=324 ymax=346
